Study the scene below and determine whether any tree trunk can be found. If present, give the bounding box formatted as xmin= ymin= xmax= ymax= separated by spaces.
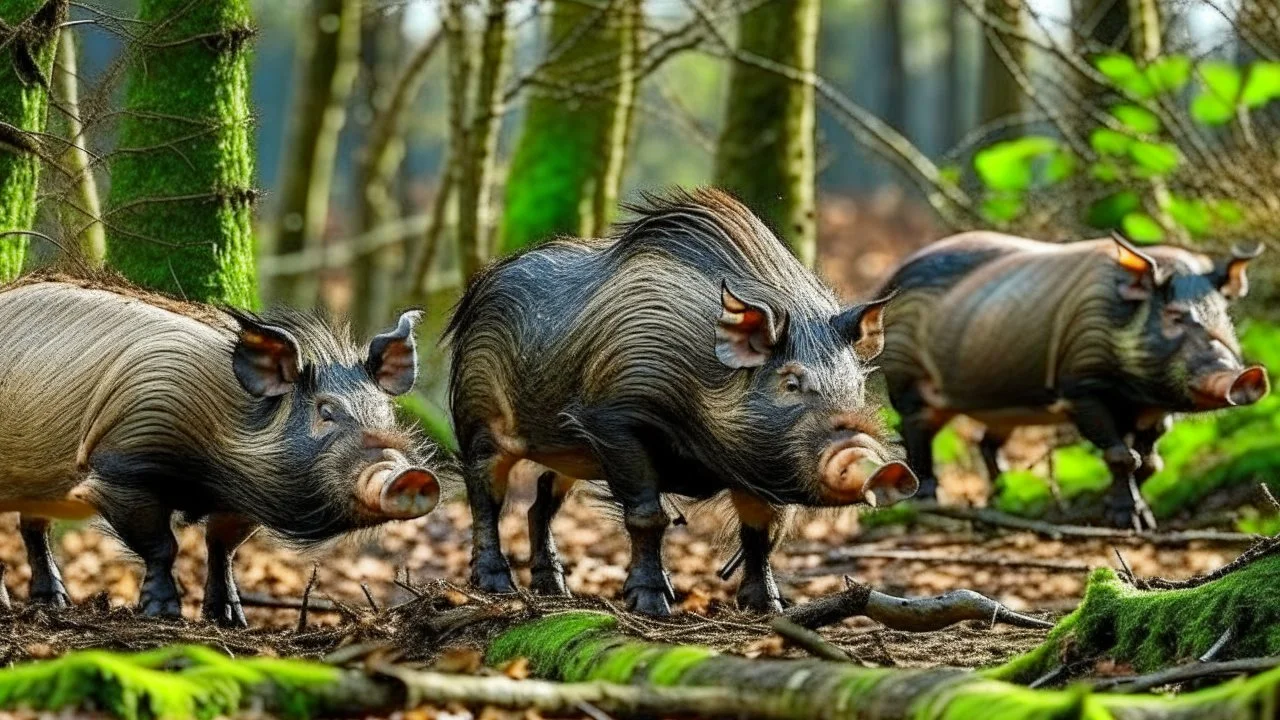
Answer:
xmin=1074 ymin=0 xmax=1131 ymax=51
xmin=268 ymin=0 xmax=361 ymax=307
xmin=884 ymin=0 xmax=908 ymax=133
xmin=103 ymin=0 xmax=257 ymax=306
xmin=456 ymin=0 xmax=509 ymax=284
xmin=502 ymin=0 xmax=641 ymax=254
xmin=0 ymin=0 xmax=66 ymax=280
xmin=714 ymin=0 xmax=818 ymax=266
xmin=978 ymin=0 xmax=1024 ymax=127
xmin=52 ymin=31 xmax=104 ymax=264
xmin=941 ymin=0 xmax=966 ymax=150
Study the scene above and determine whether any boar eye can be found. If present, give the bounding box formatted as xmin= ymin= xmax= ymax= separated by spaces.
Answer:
xmin=317 ymin=401 xmax=338 ymax=423
xmin=783 ymin=375 xmax=802 ymax=393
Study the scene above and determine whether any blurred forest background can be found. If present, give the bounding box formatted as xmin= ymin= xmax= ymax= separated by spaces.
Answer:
xmin=6 ymin=0 xmax=1280 ymax=528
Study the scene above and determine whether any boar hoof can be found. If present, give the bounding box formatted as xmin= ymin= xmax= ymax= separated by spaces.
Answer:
xmin=471 ymin=565 xmax=517 ymax=594
xmin=736 ymin=586 xmax=784 ymax=614
xmin=30 ymin=590 xmax=70 ymax=609
xmin=204 ymin=599 xmax=248 ymax=628
xmin=139 ymin=595 xmax=181 ymax=619
xmin=529 ymin=566 xmax=570 ymax=596
xmin=624 ymin=586 xmax=672 ymax=616
xmin=914 ymin=475 xmax=939 ymax=500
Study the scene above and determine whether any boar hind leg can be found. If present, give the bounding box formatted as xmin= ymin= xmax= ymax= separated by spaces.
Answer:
xmin=528 ymin=470 xmax=574 ymax=596
xmin=731 ymin=492 xmax=783 ymax=614
xmin=20 ymin=516 xmax=69 ymax=608
xmin=901 ymin=414 xmax=941 ymax=500
xmin=978 ymin=431 xmax=1008 ymax=483
xmin=202 ymin=514 xmax=257 ymax=627
xmin=1070 ymin=400 xmax=1152 ymax=530
xmin=464 ymin=434 xmax=518 ymax=593
xmin=593 ymin=432 xmax=672 ymax=616
xmin=97 ymin=490 xmax=181 ymax=618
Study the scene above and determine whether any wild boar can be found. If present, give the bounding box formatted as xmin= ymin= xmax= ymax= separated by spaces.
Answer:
xmin=0 ymin=274 xmax=442 ymax=625
xmin=447 ymin=188 xmax=917 ymax=616
xmin=877 ymin=231 xmax=1267 ymax=528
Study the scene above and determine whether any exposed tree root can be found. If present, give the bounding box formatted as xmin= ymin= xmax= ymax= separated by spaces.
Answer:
xmin=992 ymin=541 xmax=1280 ymax=685
xmin=783 ymin=577 xmax=1053 ymax=631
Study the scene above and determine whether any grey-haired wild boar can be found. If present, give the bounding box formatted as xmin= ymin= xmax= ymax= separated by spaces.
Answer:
xmin=877 ymin=231 xmax=1267 ymax=528
xmin=0 ymin=275 xmax=442 ymax=625
xmin=447 ymin=189 xmax=918 ymax=616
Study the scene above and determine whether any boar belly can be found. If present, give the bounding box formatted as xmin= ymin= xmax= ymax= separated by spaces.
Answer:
xmin=527 ymin=447 xmax=604 ymax=481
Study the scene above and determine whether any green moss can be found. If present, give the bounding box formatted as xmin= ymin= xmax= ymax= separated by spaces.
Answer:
xmin=0 ymin=645 xmax=339 ymax=720
xmin=104 ymin=0 xmax=257 ymax=306
xmin=993 ymin=555 xmax=1280 ymax=683
xmin=0 ymin=0 xmax=64 ymax=279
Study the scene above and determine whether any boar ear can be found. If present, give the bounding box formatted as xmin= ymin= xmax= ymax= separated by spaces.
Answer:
xmin=367 ymin=310 xmax=422 ymax=395
xmin=716 ymin=281 xmax=785 ymax=369
xmin=1109 ymin=231 xmax=1165 ymax=300
xmin=232 ymin=316 xmax=302 ymax=398
xmin=1209 ymin=243 xmax=1263 ymax=300
xmin=833 ymin=292 xmax=893 ymax=361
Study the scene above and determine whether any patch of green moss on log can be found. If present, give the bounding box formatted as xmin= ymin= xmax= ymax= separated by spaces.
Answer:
xmin=0 ymin=0 xmax=65 ymax=280
xmin=487 ymin=611 xmax=1280 ymax=719
xmin=993 ymin=555 xmax=1280 ymax=684
xmin=104 ymin=0 xmax=257 ymax=306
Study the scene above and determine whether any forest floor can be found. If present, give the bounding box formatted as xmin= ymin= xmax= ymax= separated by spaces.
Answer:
xmin=0 ymin=464 xmax=1260 ymax=719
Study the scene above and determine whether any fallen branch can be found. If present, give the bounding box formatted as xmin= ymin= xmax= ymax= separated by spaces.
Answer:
xmin=1092 ymin=656 xmax=1280 ymax=694
xmin=767 ymin=616 xmax=852 ymax=662
xmin=807 ymin=548 xmax=1092 ymax=575
xmin=919 ymin=504 xmax=1259 ymax=545
xmin=783 ymin=577 xmax=1053 ymax=632
xmin=238 ymin=591 xmax=336 ymax=613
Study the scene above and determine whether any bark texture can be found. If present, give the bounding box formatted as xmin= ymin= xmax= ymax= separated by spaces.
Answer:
xmin=456 ymin=0 xmax=509 ymax=284
xmin=104 ymin=0 xmax=257 ymax=306
xmin=0 ymin=0 xmax=66 ymax=280
xmin=501 ymin=0 xmax=640 ymax=253
xmin=979 ymin=0 xmax=1024 ymax=126
xmin=52 ymin=31 xmax=103 ymax=264
xmin=713 ymin=0 xmax=819 ymax=266
xmin=269 ymin=0 xmax=361 ymax=306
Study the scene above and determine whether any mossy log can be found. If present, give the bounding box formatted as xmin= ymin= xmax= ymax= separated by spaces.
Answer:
xmin=104 ymin=0 xmax=257 ymax=306
xmin=0 ymin=0 xmax=66 ymax=280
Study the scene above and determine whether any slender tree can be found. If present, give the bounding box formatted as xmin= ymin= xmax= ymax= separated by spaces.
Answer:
xmin=941 ymin=0 xmax=966 ymax=150
xmin=884 ymin=0 xmax=908 ymax=133
xmin=0 ymin=0 xmax=66 ymax=280
xmin=978 ymin=0 xmax=1024 ymax=126
xmin=1074 ymin=0 xmax=1130 ymax=51
xmin=104 ymin=0 xmax=256 ymax=305
xmin=502 ymin=0 xmax=641 ymax=253
xmin=269 ymin=0 xmax=362 ymax=306
xmin=714 ymin=0 xmax=820 ymax=266
xmin=52 ymin=31 xmax=104 ymax=264
xmin=457 ymin=0 xmax=509 ymax=283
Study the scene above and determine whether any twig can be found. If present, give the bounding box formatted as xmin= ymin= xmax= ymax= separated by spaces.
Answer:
xmin=805 ymin=548 xmax=1091 ymax=575
xmin=1137 ymin=537 xmax=1280 ymax=590
xmin=1112 ymin=547 xmax=1135 ymax=584
xmin=768 ymin=616 xmax=852 ymax=662
xmin=1260 ymin=483 xmax=1280 ymax=514
xmin=297 ymin=564 xmax=319 ymax=632
xmin=1199 ymin=627 xmax=1235 ymax=663
xmin=361 ymin=583 xmax=380 ymax=613
xmin=1092 ymin=656 xmax=1280 ymax=694
xmin=918 ymin=504 xmax=1259 ymax=546
xmin=239 ymin=592 xmax=335 ymax=613
xmin=0 ymin=563 xmax=10 ymax=612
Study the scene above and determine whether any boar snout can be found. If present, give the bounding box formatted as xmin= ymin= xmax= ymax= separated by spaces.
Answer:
xmin=355 ymin=454 xmax=440 ymax=520
xmin=1192 ymin=366 xmax=1270 ymax=408
xmin=817 ymin=432 xmax=919 ymax=506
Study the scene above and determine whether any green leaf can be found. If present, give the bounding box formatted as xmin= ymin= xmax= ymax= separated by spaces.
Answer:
xmin=1167 ymin=195 xmax=1211 ymax=237
xmin=1089 ymin=161 xmax=1122 ymax=182
xmin=1192 ymin=62 xmax=1242 ymax=125
xmin=1095 ymin=53 xmax=1154 ymax=98
xmin=1090 ymin=128 xmax=1133 ymax=156
xmin=1044 ymin=149 xmax=1077 ymax=184
xmin=1111 ymin=104 xmax=1161 ymax=134
xmin=932 ymin=425 xmax=969 ymax=466
xmin=1242 ymin=62 xmax=1280 ymax=108
xmin=1052 ymin=444 xmax=1112 ymax=495
xmin=973 ymin=136 xmax=1059 ymax=192
xmin=938 ymin=164 xmax=962 ymax=186
xmin=1087 ymin=190 xmax=1140 ymax=228
xmin=1146 ymin=55 xmax=1192 ymax=94
xmin=1129 ymin=141 xmax=1180 ymax=175
xmin=981 ymin=194 xmax=1024 ymax=223
xmin=1122 ymin=211 xmax=1165 ymax=243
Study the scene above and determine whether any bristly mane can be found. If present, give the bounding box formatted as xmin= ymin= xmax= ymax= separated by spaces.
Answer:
xmin=225 ymin=306 xmax=362 ymax=367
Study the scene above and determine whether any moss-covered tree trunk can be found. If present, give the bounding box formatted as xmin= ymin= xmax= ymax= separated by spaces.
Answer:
xmin=713 ymin=0 xmax=818 ymax=266
xmin=52 ymin=31 xmax=104 ymax=264
xmin=104 ymin=0 xmax=257 ymax=306
xmin=979 ymin=0 xmax=1024 ymax=126
xmin=501 ymin=0 xmax=640 ymax=253
xmin=0 ymin=0 xmax=66 ymax=281
xmin=268 ymin=0 xmax=361 ymax=307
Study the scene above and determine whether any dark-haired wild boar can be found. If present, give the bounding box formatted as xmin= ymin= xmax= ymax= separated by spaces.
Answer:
xmin=878 ymin=231 xmax=1267 ymax=528
xmin=448 ymin=189 xmax=917 ymax=616
xmin=0 ymin=276 xmax=442 ymax=625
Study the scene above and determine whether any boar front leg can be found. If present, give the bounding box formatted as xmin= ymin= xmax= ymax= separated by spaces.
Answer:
xmin=1070 ymin=399 xmax=1151 ymax=530
xmin=528 ymin=470 xmax=573 ymax=596
xmin=96 ymin=489 xmax=181 ymax=619
xmin=464 ymin=432 xmax=518 ymax=593
xmin=730 ymin=492 xmax=783 ymax=613
xmin=20 ymin=516 xmax=70 ymax=608
xmin=202 ymin=514 xmax=257 ymax=627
